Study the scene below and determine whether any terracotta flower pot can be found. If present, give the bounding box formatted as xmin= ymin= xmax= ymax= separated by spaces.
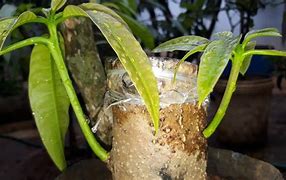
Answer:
xmin=104 ymin=57 xmax=207 ymax=180
xmin=209 ymin=77 xmax=273 ymax=146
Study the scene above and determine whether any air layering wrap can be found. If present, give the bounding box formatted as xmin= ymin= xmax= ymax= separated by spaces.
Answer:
xmin=96 ymin=57 xmax=208 ymax=180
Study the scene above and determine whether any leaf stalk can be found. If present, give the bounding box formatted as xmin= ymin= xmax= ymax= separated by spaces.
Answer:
xmin=47 ymin=20 xmax=109 ymax=161
xmin=203 ymin=55 xmax=242 ymax=138
xmin=244 ymin=49 xmax=286 ymax=57
xmin=0 ymin=37 xmax=50 ymax=56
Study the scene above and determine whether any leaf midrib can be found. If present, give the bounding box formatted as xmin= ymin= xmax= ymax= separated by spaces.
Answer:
xmin=86 ymin=10 xmax=158 ymax=121
xmin=49 ymin=54 xmax=64 ymax=142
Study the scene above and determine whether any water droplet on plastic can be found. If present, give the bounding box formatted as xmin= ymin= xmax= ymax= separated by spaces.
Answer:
xmin=164 ymin=127 xmax=171 ymax=133
xmin=91 ymin=125 xmax=97 ymax=133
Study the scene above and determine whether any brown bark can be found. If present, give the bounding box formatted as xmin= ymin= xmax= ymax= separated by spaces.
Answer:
xmin=107 ymin=57 xmax=207 ymax=180
xmin=109 ymin=103 xmax=207 ymax=180
xmin=61 ymin=18 xmax=106 ymax=124
xmin=60 ymin=20 xmax=208 ymax=178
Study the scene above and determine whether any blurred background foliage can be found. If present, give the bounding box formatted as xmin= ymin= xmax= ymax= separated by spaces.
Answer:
xmin=1 ymin=0 xmax=286 ymax=95
xmin=0 ymin=0 xmax=51 ymax=95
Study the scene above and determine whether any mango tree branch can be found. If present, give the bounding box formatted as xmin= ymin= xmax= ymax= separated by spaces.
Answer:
xmin=203 ymin=57 xmax=242 ymax=138
xmin=47 ymin=22 xmax=109 ymax=161
xmin=0 ymin=37 xmax=50 ymax=56
xmin=244 ymin=49 xmax=286 ymax=57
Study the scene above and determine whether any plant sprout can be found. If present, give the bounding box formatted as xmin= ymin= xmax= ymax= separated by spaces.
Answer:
xmin=0 ymin=0 xmax=159 ymax=170
xmin=153 ymin=28 xmax=286 ymax=138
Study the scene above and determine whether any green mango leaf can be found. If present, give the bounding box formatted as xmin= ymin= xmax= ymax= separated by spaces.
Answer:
xmin=127 ymin=0 xmax=137 ymax=12
xmin=240 ymin=41 xmax=256 ymax=75
xmin=198 ymin=35 xmax=240 ymax=105
xmin=213 ymin=31 xmax=234 ymax=40
xmin=117 ymin=12 xmax=155 ymax=49
xmin=62 ymin=5 xmax=88 ymax=18
xmin=112 ymin=1 xmax=137 ymax=17
xmin=152 ymin=35 xmax=209 ymax=52
xmin=51 ymin=0 xmax=67 ymax=12
xmin=29 ymin=44 xmax=70 ymax=171
xmin=79 ymin=3 xmax=129 ymax=27
xmin=0 ymin=11 xmax=37 ymax=50
xmin=85 ymin=10 xmax=160 ymax=132
xmin=244 ymin=28 xmax=281 ymax=45
xmin=101 ymin=2 xmax=121 ymax=10
xmin=0 ymin=17 xmax=15 ymax=48
xmin=114 ymin=0 xmax=137 ymax=12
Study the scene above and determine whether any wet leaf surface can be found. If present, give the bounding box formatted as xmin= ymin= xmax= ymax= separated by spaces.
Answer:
xmin=197 ymin=33 xmax=240 ymax=105
xmin=0 ymin=11 xmax=37 ymax=50
xmin=29 ymin=44 xmax=70 ymax=170
xmin=86 ymin=10 xmax=160 ymax=132
xmin=153 ymin=35 xmax=209 ymax=52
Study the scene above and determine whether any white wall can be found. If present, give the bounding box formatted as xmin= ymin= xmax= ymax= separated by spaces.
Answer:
xmin=166 ymin=0 xmax=285 ymax=49
xmin=214 ymin=1 xmax=285 ymax=49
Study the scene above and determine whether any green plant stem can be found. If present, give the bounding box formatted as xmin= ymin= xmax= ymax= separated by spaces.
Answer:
xmin=173 ymin=44 xmax=206 ymax=83
xmin=0 ymin=37 xmax=49 ymax=56
xmin=244 ymin=49 xmax=286 ymax=57
xmin=30 ymin=17 xmax=49 ymax=24
xmin=203 ymin=56 xmax=242 ymax=138
xmin=47 ymin=20 xmax=109 ymax=161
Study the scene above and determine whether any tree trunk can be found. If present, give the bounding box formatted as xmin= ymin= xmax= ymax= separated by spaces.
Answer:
xmin=106 ymin=57 xmax=207 ymax=180
xmin=61 ymin=18 xmax=106 ymax=126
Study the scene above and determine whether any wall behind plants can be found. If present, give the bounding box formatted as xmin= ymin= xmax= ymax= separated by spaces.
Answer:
xmin=214 ymin=1 xmax=285 ymax=49
xmin=139 ymin=0 xmax=285 ymax=49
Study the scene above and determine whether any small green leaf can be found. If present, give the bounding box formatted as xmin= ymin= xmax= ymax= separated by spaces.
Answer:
xmin=85 ymin=10 xmax=160 ymax=132
xmin=240 ymin=41 xmax=256 ymax=75
xmin=117 ymin=12 xmax=155 ymax=49
xmin=51 ymin=0 xmax=67 ymax=12
xmin=244 ymin=28 xmax=281 ymax=45
xmin=198 ymin=36 xmax=240 ymax=105
xmin=213 ymin=31 xmax=234 ymax=40
xmin=152 ymin=35 xmax=209 ymax=52
xmin=245 ymin=28 xmax=281 ymax=38
xmin=29 ymin=44 xmax=70 ymax=171
xmin=0 ymin=11 xmax=37 ymax=50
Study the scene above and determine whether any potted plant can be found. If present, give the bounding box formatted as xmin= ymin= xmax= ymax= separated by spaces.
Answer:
xmin=153 ymin=28 xmax=286 ymax=138
xmin=1 ymin=1 xmax=286 ymax=180
xmin=0 ymin=0 xmax=160 ymax=172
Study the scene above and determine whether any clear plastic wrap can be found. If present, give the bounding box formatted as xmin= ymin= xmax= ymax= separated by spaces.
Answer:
xmin=95 ymin=57 xmax=209 ymax=144
xmin=107 ymin=57 xmax=200 ymax=106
